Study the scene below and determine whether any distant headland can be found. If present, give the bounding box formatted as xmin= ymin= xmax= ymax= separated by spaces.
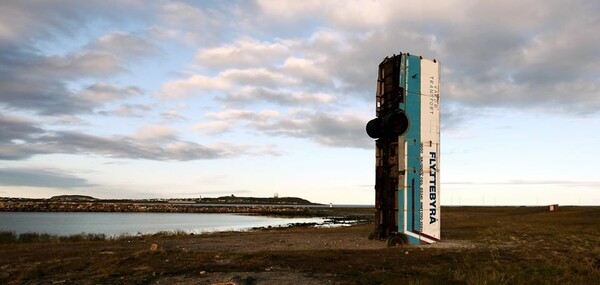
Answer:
xmin=0 ymin=195 xmax=325 ymax=215
xmin=3 ymin=195 xmax=320 ymax=205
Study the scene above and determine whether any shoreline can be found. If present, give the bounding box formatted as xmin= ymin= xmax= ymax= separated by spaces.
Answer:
xmin=0 ymin=200 xmax=333 ymax=216
xmin=0 ymin=217 xmax=366 ymax=244
xmin=1 ymin=207 xmax=598 ymax=284
xmin=0 ymin=212 xmax=372 ymax=240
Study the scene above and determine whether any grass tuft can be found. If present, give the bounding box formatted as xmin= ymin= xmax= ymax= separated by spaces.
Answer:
xmin=0 ymin=231 xmax=17 ymax=243
xmin=0 ymin=231 xmax=107 ymax=243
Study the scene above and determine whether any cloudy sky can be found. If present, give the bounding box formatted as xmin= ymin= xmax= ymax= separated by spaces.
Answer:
xmin=1 ymin=0 xmax=599 ymax=205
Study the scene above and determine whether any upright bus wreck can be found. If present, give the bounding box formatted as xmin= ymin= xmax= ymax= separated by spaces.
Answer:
xmin=366 ymin=53 xmax=441 ymax=245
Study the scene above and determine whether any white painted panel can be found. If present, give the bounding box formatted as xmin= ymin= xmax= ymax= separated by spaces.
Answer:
xmin=420 ymin=144 xmax=440 ymax=239
xmin=420 ymin=58 xmax=440 ymax=241
xmin=420 ymin=59 xmax=440 ymax=144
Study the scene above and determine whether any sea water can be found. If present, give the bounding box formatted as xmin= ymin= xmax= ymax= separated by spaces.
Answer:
xmin=0 ymin=212 xmax=325 ymax=236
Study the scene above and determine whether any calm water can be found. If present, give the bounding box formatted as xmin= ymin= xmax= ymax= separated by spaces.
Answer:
xmin=0 ymin=212 xmax=326 ymax=236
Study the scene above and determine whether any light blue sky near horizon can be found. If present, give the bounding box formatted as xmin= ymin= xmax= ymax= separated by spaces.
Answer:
xmin=1 ymin=0 xmax=599 ymax=205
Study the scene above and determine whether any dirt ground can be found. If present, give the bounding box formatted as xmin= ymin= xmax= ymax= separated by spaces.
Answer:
xmin=1 ymin=206 xmax=599 ymax=284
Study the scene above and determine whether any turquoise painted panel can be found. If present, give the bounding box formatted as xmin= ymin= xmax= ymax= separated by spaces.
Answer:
xmin=405 ymin=55 xmax=421 ymax=236
xmin=398 ymin=55 xmax=406 ymax=234
xmin=393 ymin=54 xmax=440 ymax=244
xmin=398 ymin=188 xmax=404 ymax=232
xmin=408 ymin=235 xmax=420 ymax=244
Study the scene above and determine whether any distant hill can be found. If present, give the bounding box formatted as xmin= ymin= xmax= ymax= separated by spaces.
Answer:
xmin=39 ymin=195 xmax=318 ymax=205
xmin=49 ymin=195 xmax=98 ymax=202
xmin=198 ymin=196 xmax=319 ymax=205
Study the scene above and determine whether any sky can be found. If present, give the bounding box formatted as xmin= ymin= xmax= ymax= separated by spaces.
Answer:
xmin=1 ymin=0 xmax=599 ymax=205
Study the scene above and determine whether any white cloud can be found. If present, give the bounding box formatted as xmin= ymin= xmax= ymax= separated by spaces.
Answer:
xmin=42 ymin=51 xmax=123 ymax=79
xmin=87 ymin=31 xmax=159 ymax=59
xmin=256 ymin=0 xmax=457 ymax=30
xmin=163 ymin=44 xmax=339 ymax=104
xmin=0 ymin=114 xmax=280 ymax=161
xmin=255 ymin=0 xmax=322 ymax=19
xmin=161 ymin=68 xmax=303 ymax=101
xmin=195 ymin=109 xmax=282 ymax=135
xmin=193 ymin=121 xmax=235 ymax=134
xmin=0 ymin=1 xmax=147 ymax=44
xmin=221 ymin=68 xmax=299 ymax=87
xmin=81 ymin=83 xmax=143 ymax=103
xmin=205 ymin=109 xmax=261 ymax=120
xmin=162 ymin=2 xmax=217 ymax=29
xmin=250 ymin=110 xmax=372 ymax=148
xmin=219 ymin=87 xmax=336 ymax=106
xmin=160 ymin=110 xmax=187 ymax=121
xmin=0 ymin=168 xmax=96 ymax=188
xmin=0 ymin=31 xmax=149 ymax=115
xmin=147 ymin=26 xmax=199 ymax=46
xmin=324 ymin=1 xmax=393 ymax=28
xmin=195 ymin=38 xmax=290 ymax=69
xmin=133 ymin=125 xmax=178 ymax=142
xmin=97 ymin=104 xmax=152 ymax=118
xmin=515 ymin=19 xmax=600 ymax=85
xmin=247 ymin=0 xmax=600 ymax=114
xmin=51 ymin=115 xmax=89 ymax=126
xmin=282 ymin=57 xmax=332 ymax=87
xmin=162 ymin=74 xmax=231 ymax=98
xmin=257 ymin=110 xmax=281 ymax=119
xmin=0 ymin=114 xmax=43 ymax=144
xmin=195 ymin=108 xmax=371 ymax=149
xmin=159 ymin=1 xmax=226 ymax=44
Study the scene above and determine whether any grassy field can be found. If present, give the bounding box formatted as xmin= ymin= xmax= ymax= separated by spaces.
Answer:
xmin=1 ymin=206 xmax=599 ymax=284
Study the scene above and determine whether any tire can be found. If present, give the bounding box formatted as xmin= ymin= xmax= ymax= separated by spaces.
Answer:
xmin=383 ymin=111 xmax=409 ymax=136
xmin=367 ymin=231 xmax=376 ymax=240
xmin=386 ymin=233 xmax=408 ymax=247
xmin=366 ymin=117 xmax=383 ymax=139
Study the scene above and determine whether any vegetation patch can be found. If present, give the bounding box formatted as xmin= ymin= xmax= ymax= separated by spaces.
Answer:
xmin=1 ymin=206 xmax=599 ymax=284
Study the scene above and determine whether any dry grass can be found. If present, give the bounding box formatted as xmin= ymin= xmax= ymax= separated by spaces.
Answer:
xmin=0 ymin=206 xmax=599 ymax=284
xmin=0 ymin=231 xmax=107 ymax=243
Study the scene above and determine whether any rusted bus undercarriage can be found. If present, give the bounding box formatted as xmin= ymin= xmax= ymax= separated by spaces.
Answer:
xmin=366 ymin=55 xmax=408 ymax=241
